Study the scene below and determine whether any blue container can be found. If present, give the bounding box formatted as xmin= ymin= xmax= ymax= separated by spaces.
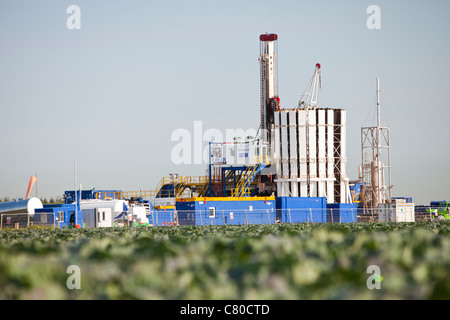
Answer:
xmin=276 ymin=197 xmax=327 ymax=223
xmin=326 ymin=203 xmax=357 ymax=223
xmin=176 ymin=197 xmax=276 ymax=226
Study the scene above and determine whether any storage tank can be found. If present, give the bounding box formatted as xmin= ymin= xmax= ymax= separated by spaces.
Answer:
xmin=0 ymin=197 xmax=43 ymax=217
xmin=77 ymin=199 xmax=128 ymax=219
xmin=371 ymin=157 xmax=381 ymax=206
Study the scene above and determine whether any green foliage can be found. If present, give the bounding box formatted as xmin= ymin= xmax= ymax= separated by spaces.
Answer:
xmin=39 ymin=195 xmax=64 ymax=205
xmin=1 ymin=222 xmax=450 ymax=299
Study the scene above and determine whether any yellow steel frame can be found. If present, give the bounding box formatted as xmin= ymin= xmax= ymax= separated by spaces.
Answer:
xmin=93 ymin=176 xmax=210 ymax=200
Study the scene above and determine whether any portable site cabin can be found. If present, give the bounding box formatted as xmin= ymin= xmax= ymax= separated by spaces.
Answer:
xmin=79 ymin=199 xmax=128 ymax=228
xmin=82 ymin=207 xmax=114 ymax=228
xmin=176 ymin=196 xmax=276 ymax=226
xmin=34 ymin=204 xmax=82 ymax=228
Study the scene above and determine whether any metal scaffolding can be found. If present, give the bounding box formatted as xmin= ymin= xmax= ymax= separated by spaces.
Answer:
xmin=360 ymin=78 xmax=392 ymax=210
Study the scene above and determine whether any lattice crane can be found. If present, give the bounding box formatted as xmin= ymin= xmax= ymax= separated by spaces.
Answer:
xmin=298 ymin=63 xmax=322 ymax=110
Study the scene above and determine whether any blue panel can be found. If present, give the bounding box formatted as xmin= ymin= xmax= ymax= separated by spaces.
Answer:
xmin=148 ymin=209 xmax=176 ymax=226
xmin=326 ymin=203 xmax=357 ymax=223
xmin=276 ymin=197 xmax=326 ymax=223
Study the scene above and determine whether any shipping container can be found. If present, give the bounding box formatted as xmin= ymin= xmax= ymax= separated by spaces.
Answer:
xmin=326 ymin=203 xmax=357 ymax=223
xmin=276 ymin=197 xmax=326 ymax=223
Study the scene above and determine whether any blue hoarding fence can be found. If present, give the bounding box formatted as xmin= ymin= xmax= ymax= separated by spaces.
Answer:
xmin=147 ymin=208 xmax=358 ymax=226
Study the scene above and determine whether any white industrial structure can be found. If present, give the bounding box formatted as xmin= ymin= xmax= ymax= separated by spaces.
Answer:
xmin=273 ymin=108 xmax=350 ymax=203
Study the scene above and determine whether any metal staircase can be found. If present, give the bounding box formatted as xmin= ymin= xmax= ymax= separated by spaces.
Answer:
xmin=231 ymin=163 xmax=266 ymax=197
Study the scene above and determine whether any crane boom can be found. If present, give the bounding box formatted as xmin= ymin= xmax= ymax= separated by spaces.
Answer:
xmin=299 ymin=63 xmax=321 ymax=110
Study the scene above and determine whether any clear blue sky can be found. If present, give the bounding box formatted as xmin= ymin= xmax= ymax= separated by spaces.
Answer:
xmin=1 ymin=0 xmax=449 ymax=205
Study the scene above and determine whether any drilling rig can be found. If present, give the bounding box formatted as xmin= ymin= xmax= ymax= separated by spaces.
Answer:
xmin=258 ymin=33 xmax=280 ymax=147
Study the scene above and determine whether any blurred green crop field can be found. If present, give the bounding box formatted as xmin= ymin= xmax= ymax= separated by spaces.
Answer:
xmin=1 ymin=222 xmax=450 ymax=300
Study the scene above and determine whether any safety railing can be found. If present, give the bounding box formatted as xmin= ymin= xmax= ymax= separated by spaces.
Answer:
xmin=146 ymin=208 xmax=358 ymax=227
xmin=2 ymin=207 xmax=443 ymax=229
xmin=93 ymin=191 xmax=122 ymax=200
xmin=145 ymin=206 xmax=448 ymax=226
xmin=120 ymin=190 xmax=157 ymax=199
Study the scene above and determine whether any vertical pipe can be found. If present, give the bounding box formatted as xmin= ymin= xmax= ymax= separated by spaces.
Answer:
xmin=318 ymin=109 xmax=326 ymax=198
xmin=340 ymin=109 xmax=348 ymax=203
xmin=298 ymin=110 xmax=308 ymax=197
xmin=327 ymin=109 xmax=334 ymax=203
xmin=208 ymin=142 xmax=212 ymax=197
xmin=274 ymin=111 xmax=282 ymax=196
xmin=377 ymin=78 xmax=381 ymax=129
xmin=387 ymin=128 xmax=392 ymax=202
xmin=74 ymin=160 xmax=78 ymax=226
xmin=308 ymin=109 xmax=317 ymax=197
xmin=281 ymin=110 xmax=290 ymax=196
xmin=376 ymin=78 xmax=382 ymax=205
xmin=289 ymin=110 xmax=299 ymax=197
